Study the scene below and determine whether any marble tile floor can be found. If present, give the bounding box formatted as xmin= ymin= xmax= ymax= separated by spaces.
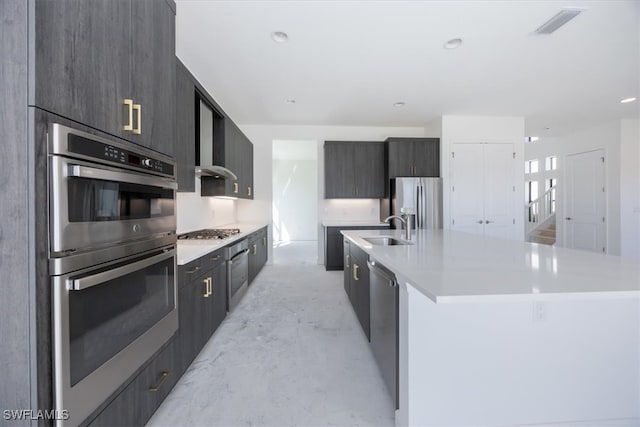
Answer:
xmin=148 ymin=241 xmax=395 ymax=427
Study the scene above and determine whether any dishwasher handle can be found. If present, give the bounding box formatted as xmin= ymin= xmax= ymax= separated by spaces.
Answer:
xmin=367 ymin=259 xmax=397 ymax=288
xmin=229 ymin=248 xmax=249 ymax=262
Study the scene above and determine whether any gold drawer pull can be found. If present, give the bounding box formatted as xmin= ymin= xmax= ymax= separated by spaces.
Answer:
xmin=252 ymin=244 xmax=257 ymax=255
xmin=123 ymin=99 xmax=133 ymax=131
xmin=353 ymin=264 xmax=359 ymax=281
xmin=149 ymin=371 xmax=169 ymax=392
xmin=248 ymin=186 xmax=252 ymax=196
xmin=186 ymin=266 xmax=200 ymax=275
xmin=345 ymin=254 xmax=350 ymax=268
xmin=211 ymin=254 xmax=221 ymax=261
xmin=262 ymin=236 xmax=266 ymax=246
xmin=133 ymin=103 xmax=141 ymax=135
xmin=233 ymin=182 xmax=239 ymax=194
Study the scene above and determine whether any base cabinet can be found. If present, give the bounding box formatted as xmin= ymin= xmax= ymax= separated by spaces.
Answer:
xmin=343 ymin=241 xmax=371 ymax=340
xmin=248 ymin=227 xmax=268 ymax=284
xmin=325 ymin=225 xmax=389 ymax=270
xmin=88 ymin=338 xmax=178 ymax=426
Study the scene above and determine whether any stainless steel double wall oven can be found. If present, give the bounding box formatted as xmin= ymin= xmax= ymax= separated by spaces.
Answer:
xmin=48 ymin=124 xmax=178 ymax=426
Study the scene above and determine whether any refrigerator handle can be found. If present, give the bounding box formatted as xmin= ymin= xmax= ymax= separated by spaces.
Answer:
xmin=420 ymin=184 xmax=424 ymax=228
xmin=415 ymin=184 xmax=421 ymax=229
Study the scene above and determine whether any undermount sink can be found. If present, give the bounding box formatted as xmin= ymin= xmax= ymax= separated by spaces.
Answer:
xmin=363 ymin=236 xmax=413 ymax=246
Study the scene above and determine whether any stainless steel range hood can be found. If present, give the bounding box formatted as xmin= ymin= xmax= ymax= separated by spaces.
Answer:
xmin=195 ymin=165 xmax=237 ymax=180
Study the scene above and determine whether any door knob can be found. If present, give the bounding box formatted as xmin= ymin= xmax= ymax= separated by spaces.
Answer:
xmin=485 ymin=220 xmax=494 ymax=224
xmin=565 ymin=217 xmax=572 ymax=220
xmin=476 ymin=220 xmax=483 ymax=224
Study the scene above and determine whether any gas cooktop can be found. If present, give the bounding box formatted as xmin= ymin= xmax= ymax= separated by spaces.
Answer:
xmin=178 ymin=228 xmax=241 ymax=240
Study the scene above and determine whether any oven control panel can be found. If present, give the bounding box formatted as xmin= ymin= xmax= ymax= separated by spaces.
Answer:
xmin=67 ymin=134 xmax=174 ymax=176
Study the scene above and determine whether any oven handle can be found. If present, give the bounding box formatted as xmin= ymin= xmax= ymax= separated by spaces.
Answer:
xmin=229 ymin=248 xmax=249 ymax=263
xmin=68 ymin=250 xmax=175 ymax=291
xmin=68 ymin=164 xmax=177 ymax=190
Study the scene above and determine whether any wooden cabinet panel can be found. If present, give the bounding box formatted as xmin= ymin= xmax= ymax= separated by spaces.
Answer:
xmin=89 ymin=339 xmax=178 ymax=426
xmin=413 ymin=138 xmax=440 ymax=177
xmin=210 ymin=262 xmax=228 ymax=331
xmin=353 ymin=142 xmax=385 ymax=198
xmin=130 ymin=0 xmax=175 ymax=156
xmin=33 ymin=0 xmax=176 ymax=156
xmin=175 ymin=59 xmax=196 ymax=192
xmin=387 ymin=137 xmax=440 ymax=178
xmin=325 ymin=141 xmax=385 ymax=198
xmin=248 ymin=227 xmax=268 ymax=283
xmin=324 ymin=142 xmax=356 ymax=198
xmin=349 ymin=244 xmax=370 ymax=340
xmin=33 ymin=0 xmax=131 ymax=141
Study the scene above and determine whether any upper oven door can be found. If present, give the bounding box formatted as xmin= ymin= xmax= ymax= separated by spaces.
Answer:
xmin=50 ymin=155 xmax=177 ymax=254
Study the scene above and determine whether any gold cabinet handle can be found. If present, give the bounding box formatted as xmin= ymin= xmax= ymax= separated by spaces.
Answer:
xmin=262 ymin=236 xmax=266 ymax=246
xmin=202 ymin=277 xmax=210 ymax=297
xmin=208 ymin=277 xmax=213 ymax=296
xmin=233 ymin=182 xmax=239 ymax=194
xmin=133 ymin=103 xmax=141 ymax=135
xmin=211 ymin=254 xmax=221 ymax=261
xmin=123 ymin=99 xmax=133 ymax=131
xmin=345 ymin=254 xmax=350 ymax=268
xmin=252 ymin=244 xmax=257 ymax=255
xmin=247 ymin=186 xmax=252 ymax=197
xmin=353 ymin=263 xmax=359 ymax=281
xmin=186 ymin=266 xmax=200 ymax=275
xmin=148 ymin=371 xmax=169 ymax=392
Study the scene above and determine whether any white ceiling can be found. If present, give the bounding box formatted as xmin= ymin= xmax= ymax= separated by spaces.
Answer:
xmin=175 ymin=0 xmax=639 ymax=136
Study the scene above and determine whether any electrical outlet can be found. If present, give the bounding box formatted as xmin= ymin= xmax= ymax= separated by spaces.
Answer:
xmin=533 ymin=301 xmax=547 ymax=322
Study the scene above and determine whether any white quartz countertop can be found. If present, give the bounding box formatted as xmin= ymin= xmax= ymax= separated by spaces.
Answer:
xmin=342 ymin=229 xmax=640 ymax=304
xmin=322 ymin=219 xmax=390 ymax=227
xmin=177 ymin=222 xmax=268 ymax=265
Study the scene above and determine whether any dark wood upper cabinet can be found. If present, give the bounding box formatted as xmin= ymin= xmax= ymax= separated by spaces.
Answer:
xmin=324 ymin=141 xmax=385 ymax=198
xmin=387 ymin=137 xmax=440 ymax=178
xmin=175 ymin=59 xmax=196 ymax=192
xmin=32 ymin=0 xmax=175 ymax=156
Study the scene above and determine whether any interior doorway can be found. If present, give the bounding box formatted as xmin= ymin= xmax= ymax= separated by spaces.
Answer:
xmin=564 ymin=149 xmax=606 ymax=253
xmin=272 ymin=140 xmax=318 ymax=260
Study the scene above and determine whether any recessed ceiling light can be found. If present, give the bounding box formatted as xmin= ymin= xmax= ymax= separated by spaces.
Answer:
xmin=285 ymin=99 xmax=296 ymax=104
xmin=443 ymin=38 xmax=463 ymax=49
xmin=621 ymin=97 xmax=637 ymax=103
xmin=393 ymin=102 xmax=405 ymax=107
xmin=271 ymin=31 xmax=289 ymax=43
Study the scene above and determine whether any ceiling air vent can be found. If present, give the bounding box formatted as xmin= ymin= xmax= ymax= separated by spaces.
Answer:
xmin=535 ymin=9 xmax=583 ymax=34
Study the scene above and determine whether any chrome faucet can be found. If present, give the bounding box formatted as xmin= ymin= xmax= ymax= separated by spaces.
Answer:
xmin=384 ymin=213 xmax=412 ymax=241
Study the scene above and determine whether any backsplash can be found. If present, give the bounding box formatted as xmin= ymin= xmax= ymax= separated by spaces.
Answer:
xmin=176 ymin=177 xmax=237 ymax=234
xmin=322 ymin=199 xmax=381 ymax=221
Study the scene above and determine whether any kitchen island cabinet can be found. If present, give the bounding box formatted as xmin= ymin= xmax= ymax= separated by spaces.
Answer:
xmin=342 ymin=229 xmax=640 ymax=427
xmin=324 ymin=223 xmax=389 ymax=270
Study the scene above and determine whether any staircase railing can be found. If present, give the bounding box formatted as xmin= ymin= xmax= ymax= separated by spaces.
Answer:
xmin=525 ymin=186 xmax=556 ymax=236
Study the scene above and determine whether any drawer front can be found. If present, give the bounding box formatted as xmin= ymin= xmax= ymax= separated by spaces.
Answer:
xmin=199 ymin=248 xmax=225 ymax=273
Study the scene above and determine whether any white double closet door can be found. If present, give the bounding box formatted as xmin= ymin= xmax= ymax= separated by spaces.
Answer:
xmin=450 ymin=143 xmax=516 ymax=240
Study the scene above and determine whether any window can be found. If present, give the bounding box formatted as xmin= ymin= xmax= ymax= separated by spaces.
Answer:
xmin=545 ymin=156 xmax=557 ymax=171
xmin=545 ymin=178 xmax=556 ymax=191
xmin=526 ymin=180 xmax=539 ymax=222
xmin=546 ymin=178 xmax=556 ymax=214
xmin=525 ymin=159 xmax=539 ymax=174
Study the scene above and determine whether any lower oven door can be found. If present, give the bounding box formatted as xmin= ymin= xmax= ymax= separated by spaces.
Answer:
xmin=52 ymin=246 xmax=178 ymax=426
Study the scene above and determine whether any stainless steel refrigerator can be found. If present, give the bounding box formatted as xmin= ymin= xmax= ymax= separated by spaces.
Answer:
xmin=389 ymin=177 xmax=443 ymax=230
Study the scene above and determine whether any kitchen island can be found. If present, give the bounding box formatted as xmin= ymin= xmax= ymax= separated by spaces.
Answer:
xmin=342 ymin=229 xmax=640 ymax=427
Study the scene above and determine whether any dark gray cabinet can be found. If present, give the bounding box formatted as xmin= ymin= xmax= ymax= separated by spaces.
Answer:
xmin=387 ymin=137 xmax=440 ymax=178
xmin=248 ymin=227 xmax=268 ymax=284
xmin=324 ymin=141 xmax=385 ymax=198
xmin=201 ymin=117 xmax=254 ymax=199
xmin=344 ymin=243 xmax=371 ymax=340
xmin=176 ymin=248 xmax=227 ymax=373
xmin=175 ymin=58 xmax=196 ymax=192
xmin=89 ymin=338 xmax=178 ymax=426
xmin=343 ymin=238 xmax=351 ymax=296
xmin=32 ymin=0 xmax=176 ymax=156
xmin=325 ymin=226 xmax=389 ymax=270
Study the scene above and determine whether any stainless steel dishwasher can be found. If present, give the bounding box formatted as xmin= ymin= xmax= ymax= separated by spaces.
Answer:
xmin=367 ymin=258 xmax=399 ymax=409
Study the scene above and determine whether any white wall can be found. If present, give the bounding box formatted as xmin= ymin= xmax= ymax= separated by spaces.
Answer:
xmin=620 ymin=119 xmax=640 ymax=260
xmin=272 ymin=157 xmax=317 ymax=241
xmin=176 ymin=176 xmax=237 ymax=234
xmin=441 ymin=115 xmax=526 ymax=239
xmin=553 ymin=121 xmax=622 ymax=255
xmin=237 ymin=124 xmax=428 ymax=264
